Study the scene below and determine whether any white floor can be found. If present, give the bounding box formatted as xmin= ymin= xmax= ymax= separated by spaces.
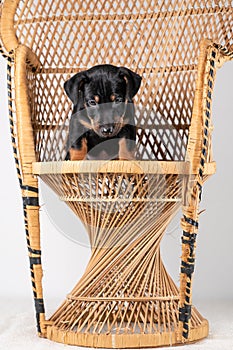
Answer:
xmin=0 ymin=298 xmax=232 ymax=350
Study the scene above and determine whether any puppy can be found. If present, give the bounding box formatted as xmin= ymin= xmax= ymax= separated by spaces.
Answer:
xmin=64 ymin=64 xmax=141 ymax=160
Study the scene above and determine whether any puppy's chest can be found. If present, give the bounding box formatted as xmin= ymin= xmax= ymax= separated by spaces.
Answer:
xmin=86 ymin=133 xmax=120 ymax=160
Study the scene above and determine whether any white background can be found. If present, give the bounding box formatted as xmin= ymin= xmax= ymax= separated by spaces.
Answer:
xmin=0 ymin=55 xmax=233 ymax=313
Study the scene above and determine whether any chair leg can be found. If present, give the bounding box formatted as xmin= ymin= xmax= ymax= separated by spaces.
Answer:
xmin=178 ymin=205 xmax=199 ymax=342
xmin=21 ymin=183 xmax=46 ymax=336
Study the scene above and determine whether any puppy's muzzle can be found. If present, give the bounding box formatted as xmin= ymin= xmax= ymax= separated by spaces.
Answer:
xmin=86 ymin=101 xmax=129 ymax=138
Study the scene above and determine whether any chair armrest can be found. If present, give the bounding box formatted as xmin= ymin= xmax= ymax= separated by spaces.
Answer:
xmin=186 ymin=39 xmax=231 ymax=171
xmin=13 ymin=45 xmax=41 ymax=180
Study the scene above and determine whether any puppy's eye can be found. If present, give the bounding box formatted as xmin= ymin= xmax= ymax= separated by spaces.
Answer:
xmin=114 ymin=97 xmax=123 ymax=104
xmin=87 ymin=99 xmax=97 ymax=107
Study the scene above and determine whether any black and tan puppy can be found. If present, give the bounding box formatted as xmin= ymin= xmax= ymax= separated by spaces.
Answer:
xmin=64 ymin=64 xmax=141 ymax=160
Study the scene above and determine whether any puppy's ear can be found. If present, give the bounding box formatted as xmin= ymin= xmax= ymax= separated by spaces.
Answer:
xmin=118 ymin=67 xmax=142 ymax=99
xmin=64 ymin=71 xmax=89 ymax=104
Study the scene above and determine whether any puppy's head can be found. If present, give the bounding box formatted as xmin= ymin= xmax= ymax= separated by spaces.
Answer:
xmin=64 ymin=65 xmax=141 ymax=138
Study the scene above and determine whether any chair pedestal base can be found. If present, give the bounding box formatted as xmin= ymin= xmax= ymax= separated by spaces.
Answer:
xmin=36 ymin=167 xmax=210 ymax=347
xmin=45 ymin=317 xmax=208 ymax=348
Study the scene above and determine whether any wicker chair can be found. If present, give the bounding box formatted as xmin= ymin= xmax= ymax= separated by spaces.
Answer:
xmin=0 ymin=0 xmax=232 ymax=347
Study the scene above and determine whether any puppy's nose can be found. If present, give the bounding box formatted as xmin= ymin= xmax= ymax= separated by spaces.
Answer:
xmin=100 ymin=125 xmax=114 ymax=136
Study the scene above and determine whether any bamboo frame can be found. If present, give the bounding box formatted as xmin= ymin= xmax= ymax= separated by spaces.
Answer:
xmin=0 ymin=0 xmax=233 ymax=348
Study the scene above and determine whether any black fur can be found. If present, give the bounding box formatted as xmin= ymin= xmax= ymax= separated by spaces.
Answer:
xmin=64 ymin=64 xmax=141 ymax=160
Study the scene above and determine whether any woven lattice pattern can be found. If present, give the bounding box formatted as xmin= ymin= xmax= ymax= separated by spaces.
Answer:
xmin=14 ymin=1 xmax=233 ymax=69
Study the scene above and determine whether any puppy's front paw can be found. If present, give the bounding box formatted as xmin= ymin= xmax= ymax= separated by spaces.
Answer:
xmin=119 ymin=138 xmax=136 ymax=160
xmin=69 ymin=139 xmax=88 ymax=161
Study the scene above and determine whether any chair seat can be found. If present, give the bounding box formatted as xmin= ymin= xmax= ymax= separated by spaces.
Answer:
xmin=32 ymin=160 xmax=216 ymax=175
